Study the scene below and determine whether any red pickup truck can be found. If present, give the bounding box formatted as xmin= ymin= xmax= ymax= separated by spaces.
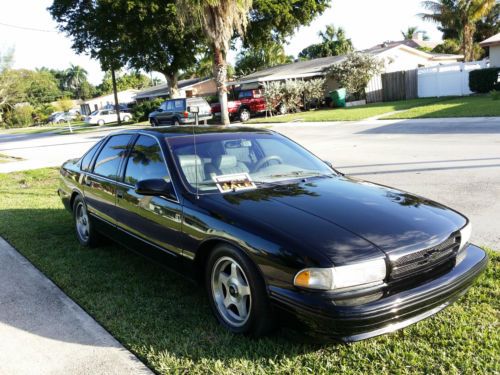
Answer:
xmin=211 ymin=89 xmax=270 ymax=122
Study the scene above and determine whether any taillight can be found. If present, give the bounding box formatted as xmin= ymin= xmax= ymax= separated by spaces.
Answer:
xmin=183 ymin=111 xmax=189 ymax=118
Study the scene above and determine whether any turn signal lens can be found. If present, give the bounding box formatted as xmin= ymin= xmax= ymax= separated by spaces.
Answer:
xmin=459 ymin=222 xmax=472 ymax=251
xmin=294 ymin=268 xmax=333 ymax=290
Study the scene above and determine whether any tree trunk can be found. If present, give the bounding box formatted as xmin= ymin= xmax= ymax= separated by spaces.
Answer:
xmin=111 ymin=69 xmax=121 ymax=125
xmin=462 ymin=23 xmax=476 ymax=62
xmin=166 ymin=73 xmax=180 ymax=98
xmin=213 ymin=47 xmax=230 ymax=125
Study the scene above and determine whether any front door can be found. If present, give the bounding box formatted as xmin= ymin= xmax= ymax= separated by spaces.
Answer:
xmin=84 ymin=134 xmax=134 ymax=228
xmin=114 ymin=134 xmax=184 ymax=265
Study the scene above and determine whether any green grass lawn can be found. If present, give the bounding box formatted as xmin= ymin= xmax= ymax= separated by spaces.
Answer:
xmin=0 ymin=168 xmax=498 ymax=374
xmin=382 ymin=95 xmax=500 ymax=119
xmin=247 ymin=98 xmax=440 ymax=123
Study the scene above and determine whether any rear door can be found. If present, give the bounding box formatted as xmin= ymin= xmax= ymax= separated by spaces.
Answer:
xmin=114 ymin=135 xmax=184 ymax=264
xmin=83 ymin=134 xmax=134 ymax=226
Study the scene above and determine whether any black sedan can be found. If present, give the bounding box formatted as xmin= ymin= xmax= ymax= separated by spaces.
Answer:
xmin=58 ymin=126 xmax=487 ymax=341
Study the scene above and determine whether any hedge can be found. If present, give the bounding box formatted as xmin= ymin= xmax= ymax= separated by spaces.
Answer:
xmin=469 ymin=67 xmax=500 ymax=93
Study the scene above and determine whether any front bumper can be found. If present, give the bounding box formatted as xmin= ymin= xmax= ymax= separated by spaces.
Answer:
xmin=269 ymin=244 xmax=487 ymax=342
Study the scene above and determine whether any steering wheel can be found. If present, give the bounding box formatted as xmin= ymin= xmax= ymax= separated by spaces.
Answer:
xmin=253 ymin=155 xmax=283 ymax=172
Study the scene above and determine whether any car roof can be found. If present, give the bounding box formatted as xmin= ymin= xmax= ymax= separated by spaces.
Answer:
xmin=110 ymin=126 xmax=274 ymax=138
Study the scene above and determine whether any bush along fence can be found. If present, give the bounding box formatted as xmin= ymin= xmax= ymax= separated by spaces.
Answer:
xmin=469 ymin=67 xmax=500 ymax=93
xmin=263 ymin=78 xmax=326 ymax=116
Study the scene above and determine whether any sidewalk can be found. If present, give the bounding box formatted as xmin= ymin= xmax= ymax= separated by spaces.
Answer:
xmin=0 ymin=236 xmax=152 ymax=375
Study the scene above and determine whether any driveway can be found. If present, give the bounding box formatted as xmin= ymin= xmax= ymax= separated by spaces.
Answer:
xmin=1 ymin=117 xmax=499 ymax=249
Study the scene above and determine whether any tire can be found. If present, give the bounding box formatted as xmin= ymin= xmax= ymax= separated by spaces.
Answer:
xmin=206 ymin=244 xmax=274 ymax=337
xmin=239 ymin=108 xmax=251 ymax=122
xmin=173 ymin=118 xmax=180 ymax=126
xmin=73 ymin=195 xmax=99 ymax=247
xmin=97 ymin=119 xmax=105 ymax=126
xmin=150 ymin=118 xmax=158 ymax=127
xmin=123 ymin=115 xmax=131 ymax=122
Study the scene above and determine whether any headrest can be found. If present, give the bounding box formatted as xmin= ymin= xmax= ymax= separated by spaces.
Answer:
xmin=215 ymin=155 xmax=237 ymax=169
xmin=178 ymin=155 xmax=203 ymax=167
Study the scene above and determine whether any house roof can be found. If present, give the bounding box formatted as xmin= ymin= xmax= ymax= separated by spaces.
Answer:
xmin=480 ymin=33 xmax=500 ymax=47
xmin=232 ymin=42 xmax=463 ymax=86
xmin=134 ymin=78 xmax=211 ymax=100
xmin=233 ymin=55 xmax=347 ymax=85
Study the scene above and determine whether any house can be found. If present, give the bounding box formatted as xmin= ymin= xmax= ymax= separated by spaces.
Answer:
xmin=480 ymin=33 xmax=500 ymax=67
xmin=134 ymin=78 xmax=217 ymax=101
xmin=231 ymin=42 xmax=462 ymax=102
xmin=80 ymin=89 xmax=138 ymax=115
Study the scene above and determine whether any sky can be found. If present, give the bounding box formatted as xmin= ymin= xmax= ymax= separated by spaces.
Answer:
xmin=0 ymin=0 xmax=443 ymax=85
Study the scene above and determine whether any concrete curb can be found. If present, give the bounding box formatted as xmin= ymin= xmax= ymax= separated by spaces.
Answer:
xmin=0 ymin=236 xmax=153 ymax=375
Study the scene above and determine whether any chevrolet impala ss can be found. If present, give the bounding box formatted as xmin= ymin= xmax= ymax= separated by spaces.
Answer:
xmin=58 ymin=127 xmax=487 ymax=341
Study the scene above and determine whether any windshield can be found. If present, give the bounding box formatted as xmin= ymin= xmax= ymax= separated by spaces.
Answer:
xmin=90 ymin=110 xmax=100 ymax=116
xmin=167 ymin=132 xmax=334 ymax=194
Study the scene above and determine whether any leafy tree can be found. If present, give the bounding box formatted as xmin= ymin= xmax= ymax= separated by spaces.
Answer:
xmin=432 ymin=38 xmax=485 ymax=59
xmin=235 ymin=41 xmax=294 ymax=76
xmin=327 ymin=53 xmax=383 ymax=100
xmin=56 ymin=98 xmax=75 ymax=113
xmin=298 ymin=25 xmax=353 ymax=60
xmin=6 ymin=105 xmax=34 ymax=128
xmin=244 ymin=0 xmax=332 ymax=48
xmin=107 ymin=0 xmax=201 ymax=98
xmin=177 ymin=0 xmax=253 ymax=125
xmin=98 ymin=71 xmax=151 ymax=95
xmin=421 ymin=0 xmax=497 ymax=61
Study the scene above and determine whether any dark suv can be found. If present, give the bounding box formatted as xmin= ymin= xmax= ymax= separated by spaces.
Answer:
xmin=149 ymin=97 xmax=212 ymax=126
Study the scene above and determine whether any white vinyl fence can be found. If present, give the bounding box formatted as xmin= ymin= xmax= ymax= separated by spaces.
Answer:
xmin=418 ymin=61 xmax=489 ymax=98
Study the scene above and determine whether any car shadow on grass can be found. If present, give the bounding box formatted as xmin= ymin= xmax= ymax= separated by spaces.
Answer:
xmin=0 ymin=208 xmax=331 ymax=362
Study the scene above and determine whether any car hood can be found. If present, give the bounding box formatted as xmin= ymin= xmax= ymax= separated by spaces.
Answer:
xmin=201 ymin=176 xmax=466 ymax=265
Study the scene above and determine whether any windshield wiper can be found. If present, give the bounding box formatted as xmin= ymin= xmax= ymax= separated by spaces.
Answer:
xmin=266 ymin=171 xmax=335 ymax=179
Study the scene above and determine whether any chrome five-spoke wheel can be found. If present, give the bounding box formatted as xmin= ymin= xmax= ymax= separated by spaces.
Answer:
xmin=75 ymin=201 xmax=89 ymax=242
xmin=211 ymin=256 xmax=252 ymax=327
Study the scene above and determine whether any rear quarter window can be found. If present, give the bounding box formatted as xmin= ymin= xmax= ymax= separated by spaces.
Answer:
xmin=80 ymin=141 xmax=102 ymax=171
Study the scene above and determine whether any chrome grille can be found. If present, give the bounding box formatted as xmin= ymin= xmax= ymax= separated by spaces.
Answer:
xmin=390 ymin=233 xmax=461 ymax=279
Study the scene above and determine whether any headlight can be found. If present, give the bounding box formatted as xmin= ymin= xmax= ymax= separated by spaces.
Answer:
xmin=294 ymin=258 xmax=387 ymax=291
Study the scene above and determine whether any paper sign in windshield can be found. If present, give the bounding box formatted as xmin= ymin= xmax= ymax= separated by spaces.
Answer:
xmin=213 ymin=173 xmax=256 ymax=193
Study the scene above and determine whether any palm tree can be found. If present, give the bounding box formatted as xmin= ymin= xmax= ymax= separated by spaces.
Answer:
xmin=64 ymin=64 xmax=88 ymax=98
xmin=319 ymin=25 xmax=353 ymax=55
xmin=177 ymin=0 xmax=252 ymax=125
xmin=402 ymin=26 xmax=419 ymax=40
xmin=421 ymin=0 xmax=496 ymax=61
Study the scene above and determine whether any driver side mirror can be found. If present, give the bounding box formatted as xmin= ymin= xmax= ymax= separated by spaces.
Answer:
xmin=135 ymin=179 xmax=175 ymax=199
xmin=157 ymin=108 xmax=163 ymax=112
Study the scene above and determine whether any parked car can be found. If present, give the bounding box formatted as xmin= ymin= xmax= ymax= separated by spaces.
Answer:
xmin=47 ymin=111 xmax=64 ymax=123
xmin=52 ymin=112 xmax=78 ymax=124
xmin=58 ymin=127 xmax=486 ymax=341
xmin=211 ymin=89 xmax=286 ymax=122
xmin=148 ymin=97 xmax=212 ymax=126
xmin=84 ymin=109 xmax=132 ymax=126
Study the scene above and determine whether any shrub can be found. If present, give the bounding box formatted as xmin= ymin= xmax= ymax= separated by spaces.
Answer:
xmin=327 ymin=52 xmax=383 ymax=100
xmin=469 ymin=68 xmax=500 ymax=93
xmin=132 ymin=98 xmax=164 ymax=121
xmin=6 ymin=105 xmax=34 ymax=128
xmin=491 ymin=90 xmax=500 ymax=100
